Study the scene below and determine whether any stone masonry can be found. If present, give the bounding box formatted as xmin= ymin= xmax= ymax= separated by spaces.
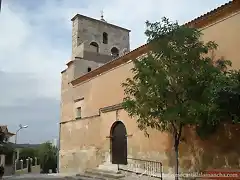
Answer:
xmin=60 ymin=2 xmax=240 ymax=175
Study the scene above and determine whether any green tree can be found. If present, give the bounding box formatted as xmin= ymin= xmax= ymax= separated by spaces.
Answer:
xmin=0 ymin=128 xmax=13 ymax=156
xmin=122 ymin=18 xmax=232 ymax=180
xmin=0 ymin=143 xmax=14 ymax=165
xmin=213 ymin=69 xmax=240 ymax=124
xmin=38 ymin=142 xmax=57 ymax=173
xmin=19 ymin=147 xmax=39 ymax=164
xmin=0 ymin=128 xmax=15 ymax=166
xmin=0 ymin=129 xmax=8 ymax=144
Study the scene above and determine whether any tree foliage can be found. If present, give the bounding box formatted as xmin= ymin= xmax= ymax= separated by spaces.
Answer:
xmin=0 ymin=130 xmax=8 ymax=144
xmin=19 ymin=147 xmax=39 ymax=160
xmin=122 ymin=17 xmax=230 ymax=138
xmin=122 ymin=17 xmax=237 ymax=179
xmin=38 ymin=142 xmax=57 ymax=173
xmin=0 ymin=143 xmax=14 ymax=161
xmin=214 ymin=69 xmax=240 ymax=124
xmin=0 ymin=128 xmax=14 ymax=157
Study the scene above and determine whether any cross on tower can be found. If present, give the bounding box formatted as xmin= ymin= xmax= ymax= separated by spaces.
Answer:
xmin=100 ymin=10 xmax=106 ymax=22
xmin=101 ymin=10 xmax=104 ymax=19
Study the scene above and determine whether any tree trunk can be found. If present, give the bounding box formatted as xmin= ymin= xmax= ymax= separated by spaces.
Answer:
xmin=172 ymin=123 xmax=182 ymax=180
xmin=174 ymin=141 xmax=179 ymax=180
xmin=0 ymin=165 xmax=4 ymax=180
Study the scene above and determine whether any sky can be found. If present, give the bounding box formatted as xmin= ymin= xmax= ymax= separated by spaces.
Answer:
xmin=0 ymin=0 xmax=230 ymax=144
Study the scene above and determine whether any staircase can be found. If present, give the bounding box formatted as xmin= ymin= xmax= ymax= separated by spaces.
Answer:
xmin=76 ymin=169 xmax=125 ymax=180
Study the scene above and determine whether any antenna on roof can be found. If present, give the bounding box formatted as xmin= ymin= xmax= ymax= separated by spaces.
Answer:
xmin=100 ymin=10 xmax=106 ymax=22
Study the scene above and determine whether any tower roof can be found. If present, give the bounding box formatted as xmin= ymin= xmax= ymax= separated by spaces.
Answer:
xmin=71 ymin=14 xmax=131 ymax=32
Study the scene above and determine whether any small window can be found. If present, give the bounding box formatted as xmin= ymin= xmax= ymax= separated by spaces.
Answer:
xmin=90 ymin=42 xmax=99 ymax=53
xmin=103 ymin=32 xmax=108 ymax=44
xmin=87 ymin=67 xmax=91 ymax=72
xmin=76 ymin=107 xmax=81 ymax=119
xmin=111 ymin=47 xmax=119 ymax=58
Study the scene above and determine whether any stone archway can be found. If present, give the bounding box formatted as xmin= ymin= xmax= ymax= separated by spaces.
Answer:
xmin=110 ymin=121 xmax=127 ymax=165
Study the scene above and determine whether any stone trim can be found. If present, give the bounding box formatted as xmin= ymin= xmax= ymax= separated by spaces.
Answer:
xmin=74 ymin=97 xmax=84 ymax=102
xmin=61 ymin=69 xmax=66 ymax=73
xmin=60 ymin=103 xmax=123 ymax=124
xmin=66 ymin=60 xmax=74 ymax=66
xmin=99 ymin=103 xmax=123 ymax=113
xmin=106 ymin=134 xmax=133 ymax=139
xmin=60 ymin=114 xmax=100 ymax=124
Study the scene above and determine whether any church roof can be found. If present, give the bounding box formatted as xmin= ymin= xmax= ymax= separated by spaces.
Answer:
xmin=185 ymin=0 xmax=239 ymax=28
xmin=70 ymin=0 xmax=240 ymax=86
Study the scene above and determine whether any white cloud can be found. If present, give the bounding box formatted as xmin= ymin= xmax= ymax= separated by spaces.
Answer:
xmin=0 ymin=0 xmax=230 ymax=143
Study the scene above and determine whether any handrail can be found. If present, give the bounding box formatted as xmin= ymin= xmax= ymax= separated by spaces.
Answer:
xmin=119 ymin=157 xmax=163 ymax=180
xmin=127 ymin=157 xmax=163 ymax=165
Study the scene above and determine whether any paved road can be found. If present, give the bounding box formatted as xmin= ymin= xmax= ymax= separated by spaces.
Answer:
xmin=2 ymin=172 xmax=163 ymax=180
xmin=3 ymin=174 xmax=82 ymax=180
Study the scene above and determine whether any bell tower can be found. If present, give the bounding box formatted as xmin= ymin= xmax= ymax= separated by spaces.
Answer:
xmin=71 ymin=14 xmax=130 ymax=58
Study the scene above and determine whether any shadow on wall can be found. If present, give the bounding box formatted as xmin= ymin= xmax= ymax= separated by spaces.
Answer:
xmin=165 ymin=123 xmax=240 ymax=172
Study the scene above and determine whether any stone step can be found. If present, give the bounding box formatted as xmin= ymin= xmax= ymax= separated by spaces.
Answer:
xmin=98 ymin=164 xmax=119 ymax=173
xmin=81 ymin=169 xmax=125 ymax=179
xmin=76 ymin=173 xmax=106 ymax=180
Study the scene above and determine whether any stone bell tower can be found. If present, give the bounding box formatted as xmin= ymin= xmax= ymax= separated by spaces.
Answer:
xmin=70 ymin=13 xmax=131 ymax=79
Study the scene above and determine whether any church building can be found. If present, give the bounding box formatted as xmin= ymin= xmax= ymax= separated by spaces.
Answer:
xmin=60 ymin=0 xmax=240 ymax=175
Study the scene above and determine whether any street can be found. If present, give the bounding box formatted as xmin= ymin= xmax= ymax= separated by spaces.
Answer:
xmin=3 ymin=174 xmax=88 ymax=180
xmin=3 ymin=172 xmax=162 ymax=180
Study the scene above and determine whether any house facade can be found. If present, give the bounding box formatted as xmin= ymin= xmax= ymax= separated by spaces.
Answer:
xmin=60 ymin=0 xmax=240 ymax=174
xmin=0 ymin=125 xmax=15 ymax=175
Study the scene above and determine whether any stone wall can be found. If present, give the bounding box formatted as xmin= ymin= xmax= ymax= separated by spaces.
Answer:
xmin=73 ymin=58 xmax=104 ymax=80
xmin=60 ymin=5 xmax=240 ymax=175
xmin=61 ymin=69 xmax=74 ymax=123
xmin=60 ymin=108 xmax=240 ymax=174
xmin=15 ymin=165 xmax=40 ymax=175
xmin=71 ymin=14 xmax=130 ymax=58
xmin=4 ymin=165 xmax=14 ymax=176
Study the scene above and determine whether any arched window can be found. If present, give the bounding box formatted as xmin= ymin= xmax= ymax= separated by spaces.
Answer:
xmin=103 ymin=32 xmax=108 ymax=44
xmin=90 ymin=42 xmax=99 ymax=53
xmin=111 ymin=47 xmax=119 ymax=58
xmin=87 ymin=67 xmax=91 ymax=72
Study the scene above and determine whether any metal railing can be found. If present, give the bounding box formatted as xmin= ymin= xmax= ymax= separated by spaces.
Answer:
xmin=119 ymin=157 xmax=163 ymax=179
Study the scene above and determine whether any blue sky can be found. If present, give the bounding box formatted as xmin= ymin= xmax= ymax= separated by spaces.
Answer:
xmin=0 ymin=0 xmax=230 ymax=143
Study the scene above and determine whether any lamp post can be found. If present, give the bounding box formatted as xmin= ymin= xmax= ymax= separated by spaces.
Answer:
xmin=14 ymin=124 xmax=28 ymax=161
xmin=15 ymin=124 xmax=28 ymax=145
xmin=13 ymin=124 xmax=28 ymax=174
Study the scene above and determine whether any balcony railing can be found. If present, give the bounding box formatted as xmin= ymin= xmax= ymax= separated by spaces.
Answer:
xmin=119 ymin=157 xmax=163 ymax=179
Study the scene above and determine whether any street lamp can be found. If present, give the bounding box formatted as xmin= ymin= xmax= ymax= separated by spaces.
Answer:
xmin=13 ymin=124 xmax=28 ymax=173
xmin=15 ymin=124 xmax=28 ymax=144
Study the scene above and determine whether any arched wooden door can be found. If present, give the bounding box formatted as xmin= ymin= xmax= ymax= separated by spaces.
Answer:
xmin=110 ymin=121 xmax=127 ymax=165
